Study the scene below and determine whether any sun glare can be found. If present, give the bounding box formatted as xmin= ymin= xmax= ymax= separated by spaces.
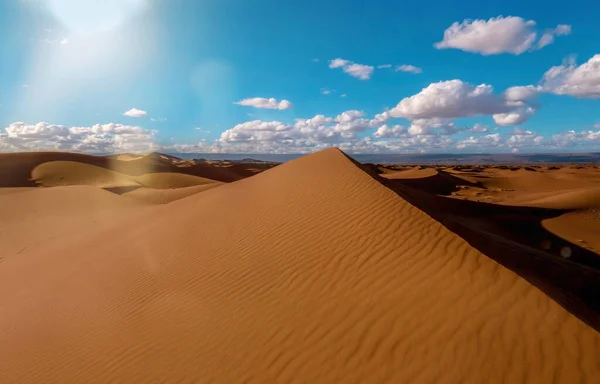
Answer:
xmin=43 ymin=0 xmax=147 ymax=35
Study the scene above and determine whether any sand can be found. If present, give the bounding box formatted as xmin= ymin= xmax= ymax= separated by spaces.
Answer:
xmin=0 ymin=149 xmax=599 ymax=383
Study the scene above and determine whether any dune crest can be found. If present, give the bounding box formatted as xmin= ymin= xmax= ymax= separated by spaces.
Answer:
xmin=1 ymin=148 xmax=599 ymax=383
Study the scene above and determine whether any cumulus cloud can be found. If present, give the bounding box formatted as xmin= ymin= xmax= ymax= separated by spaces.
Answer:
xmin=372 ymin=125 xmax=407 ymax=138
xmin=234 ymin=97 xmax=293 ymax=110
xmin=377 ymin=64 xmax=392 ymax=69
xmin=456 ymin=134 xmax=502 ymax=149
xmin=388 ymin=80 xmax=537 ymax=126
xmin=504 ymin=85 xmax=540 ymax=101
xmin=343 ymin=63 xmax=374 ymax=80
xmin=435 ymin=16 xmax=570 ymax=55
xmin=407 ymin=118 xmax=464 ymax=136
xmin=506 ymin=128 xmax=545 ymax=147
xmin=321 ymin=88 xmax=333 ymax=95
xmin=540 ymin=54 xmax=600 ymax=98
xmin=328 ymin=58 xmax=374 ymax=80
xmin=219 ymin=110 xmax=383 ymax=145
xmin=0 ymin=122 xmax=156 ymax=153
xmin=123 ymin=108 xmax=148 ymax=117
xmin=396 ymin=64 xmax=423 ymax=74
xmin=492 ymin=105 xmax=537 ymax=126
xmin=551 ymin=129 xmax=600 ymax=147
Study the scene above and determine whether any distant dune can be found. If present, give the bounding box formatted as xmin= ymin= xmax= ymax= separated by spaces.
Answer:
xmin=0 ymin=149 xmax=599 ymax=383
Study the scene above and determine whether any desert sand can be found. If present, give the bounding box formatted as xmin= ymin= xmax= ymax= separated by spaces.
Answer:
xmin=0 ymin=149 xmax=599 ymax=383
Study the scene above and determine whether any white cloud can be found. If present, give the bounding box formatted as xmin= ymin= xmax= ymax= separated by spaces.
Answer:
xmin=340 ymin=93 xmax=347 ymax=98
xmin=1 ymin=122 xmax=156 ymax=153
xmin=537 ymin=24 xmax=572 ymax=49
xmin=506 ymin=128 xmax=544 ymax=147
xmin=390 ymin=80 xmax=505 ymax=119
xmin=373 ymin=124 xmax=407 ymax=138
xmin=123 ymin=108 xmax=148 ymax=117
xmin=471 ymin=123 xmax=489 ymax=133
xmin=234 ymin=97 xmax=293 ymax=110
xmin=219 ymin=110 xmax=382 ymax=145
xmin=377 ymin=64 xmax=392 ymax=69
xmin=435 ymin=16 xmax=570 ymax=55
xmin=150 ymin=117 xmax=167 ymax=122
xmin=329 ymin=58 xmax=374 ymax=80
xmin=312 ymin=58 xmax=320 ymax=63
xmin=456 ymin=134 xmax=502 ymax=149
xmin=554 ymin=25 xmax=572 ymax=36
xmin=396 ymin=64 xmax=423 ymax=74
xmin=388 ymin=80 xmax=537 ymax=126
xmin=59 ymin=38 xmax=69 ymax=45
xmin=407 ymin=118 xmax=464 ymax=136
xmin=329 ymin=58 xmax=350 ymax=68
xmin=540 ymin=54 xmax=600 ymax=98
xmin=551 ymin=129 xmax=600 ymax=147
xmin=504 ymin=85 xmax=540 ymax=101
xmin=343 ymin=63 xmax=374 ymax=80
xmin=321 ymin=88 xmax=333 ymax=95
xmin=493 ymin=105 xmax=537 ymax=126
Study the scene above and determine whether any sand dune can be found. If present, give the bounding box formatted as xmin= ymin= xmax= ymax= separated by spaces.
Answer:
xmin=543 ymin=209 xmax=600 ymax=253
xmin=0 ymin=151 xmax=242 ymax=187
xmin=0 ymin=186 xmax=148 ymax=259
xmin=1 ymin=148 xmax=599 ymax=383
xmin=122 ymin=183 xmax=224 ymax=204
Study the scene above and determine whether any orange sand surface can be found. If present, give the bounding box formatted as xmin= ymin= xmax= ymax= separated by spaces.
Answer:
xmin=0 ymin=149 xmax=599 ymax=383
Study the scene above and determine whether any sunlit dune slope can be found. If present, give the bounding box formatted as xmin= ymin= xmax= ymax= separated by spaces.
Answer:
xmin=0 ymin=148 xmax=599 ymax=383
xmin=543 ymin=209 xmax=600 ymax=253
xmin=32 ymin=161 xmax=219 ymax=189
xmin=0 ymin=186 xmax=147 ymax=258
xmin=122 ymin=183 xmax=224 ymax=204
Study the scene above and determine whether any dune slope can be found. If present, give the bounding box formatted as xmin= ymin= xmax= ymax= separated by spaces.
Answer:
xmin=32 ymin=161 xmax=219 ymax=189
xmin=0 ymin=148 xmax=599 ymax=383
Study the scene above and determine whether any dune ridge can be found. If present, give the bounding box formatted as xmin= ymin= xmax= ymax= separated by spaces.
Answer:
xmin=1 ymin=148 xmax=599 ymax=383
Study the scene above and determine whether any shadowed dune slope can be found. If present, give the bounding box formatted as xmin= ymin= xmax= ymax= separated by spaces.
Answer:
xmin=1 ymin=149 xmax=599 ymax=383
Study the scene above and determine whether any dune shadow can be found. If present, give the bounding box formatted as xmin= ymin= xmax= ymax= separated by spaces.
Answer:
xmin=385 ymin=178 xmax=600 ymax=331
xmin=386 ymin=170 xmax=483 ymax=196
xmin=103 ymin=186 xmax=143 ymax=195
xmin=345 ymin=154 xmax=600 ymax=332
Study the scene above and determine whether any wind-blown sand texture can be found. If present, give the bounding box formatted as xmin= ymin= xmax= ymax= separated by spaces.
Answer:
xmin=0 ymin=149 xmax=599 ymax=383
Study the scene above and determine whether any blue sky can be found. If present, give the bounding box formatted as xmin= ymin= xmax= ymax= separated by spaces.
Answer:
xmin=0 ymin=0 xmax=599 ymax=154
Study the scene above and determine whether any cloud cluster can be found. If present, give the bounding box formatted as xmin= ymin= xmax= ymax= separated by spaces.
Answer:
xmin=540 ymin=54 xmax=600 ymax=98
xmin=329 ymin=58 xmax=374 ymax=80
xmin=234 ymin=97 xmax=293 ymax=110
xmin=0 ymin=122 xmax=156 ymax=153
xmin=435 ymin=16 xmax=570 ymax=55
xmin=4 ymin=120 xmax=600 ymax=155
xmin=219 ymin=110 xmax=382 ymax=144
xmin=386 ymin=80 xmax=537 ymax=126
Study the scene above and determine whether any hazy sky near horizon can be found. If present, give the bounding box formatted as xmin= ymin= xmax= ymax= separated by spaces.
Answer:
xmin=0 ymin=0 xmax=599 ymax=154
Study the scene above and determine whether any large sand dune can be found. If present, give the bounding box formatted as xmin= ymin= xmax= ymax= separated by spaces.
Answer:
xmin=0 ymin=148 xmax=599 ymax=383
